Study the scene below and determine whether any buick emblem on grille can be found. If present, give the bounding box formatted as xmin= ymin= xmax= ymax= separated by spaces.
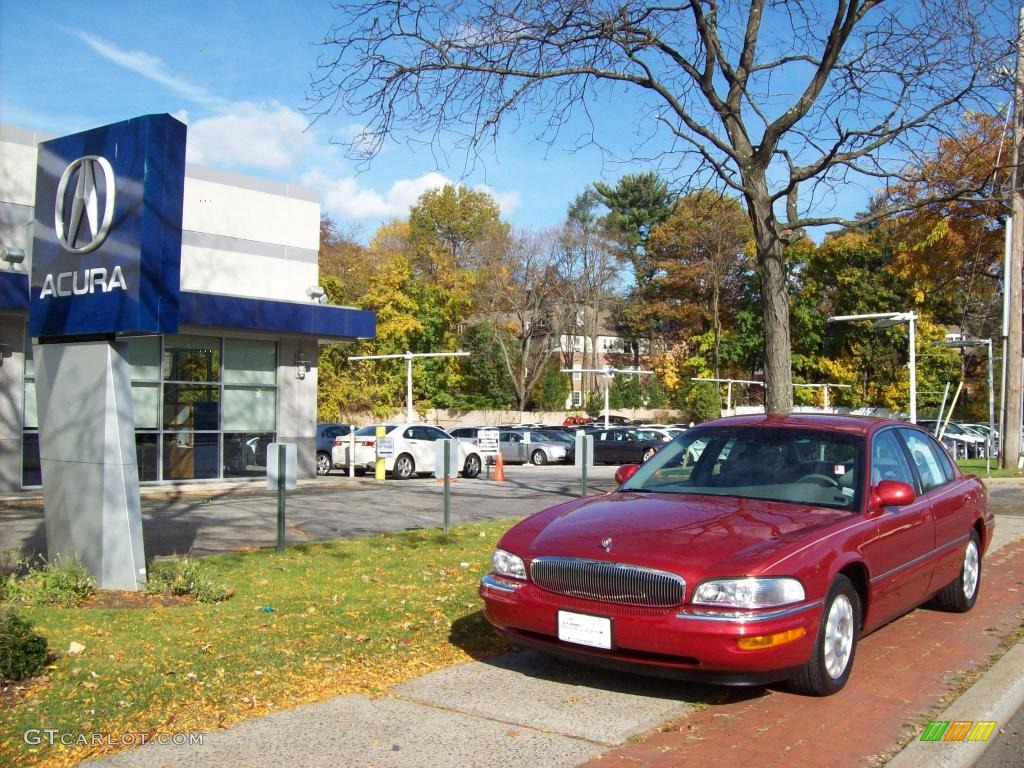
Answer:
xmin=600 ymin=537 xmax=613 ymax=552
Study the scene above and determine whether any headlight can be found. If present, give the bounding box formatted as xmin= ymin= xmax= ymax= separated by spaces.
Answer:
xmin=692 ymin=577 xmax=805 ymax=608
xmin=492 ymin=548 xmax=527 ymax=580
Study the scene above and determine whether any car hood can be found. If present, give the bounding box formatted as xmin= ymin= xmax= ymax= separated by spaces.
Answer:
xmin=518 ymin=491 xmax=853 ymax=577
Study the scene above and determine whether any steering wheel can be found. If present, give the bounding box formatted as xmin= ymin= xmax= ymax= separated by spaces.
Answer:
xmin=798 ymin=473 xmax=840 ymax=488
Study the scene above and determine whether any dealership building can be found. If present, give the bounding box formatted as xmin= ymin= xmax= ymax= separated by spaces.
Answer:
xmin=0 ymin=119 xmax=376 ymax=494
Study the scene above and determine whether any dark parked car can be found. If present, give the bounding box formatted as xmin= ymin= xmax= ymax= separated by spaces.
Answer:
xmin=316 ymin=422 xmax=353 ymax=475
xmin=587 ymin=427 xmax=665 ymax=464
xmin=481 ymin=414 xmax=992 ymax=695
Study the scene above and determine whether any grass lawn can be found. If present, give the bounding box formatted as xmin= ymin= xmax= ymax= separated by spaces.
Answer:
xmin=1 ymin=519 xmax=517 ymax=768
xmin=958 ymin=458 xmax=1024 ymax=479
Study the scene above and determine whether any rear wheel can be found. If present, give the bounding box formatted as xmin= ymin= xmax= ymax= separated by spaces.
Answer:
xmin=393 ymin=454 xmax=415 ymax=480
xmin=316 ymin=452 xmax=332 ymax=476
xmin=934 ymin=531 xmax=981 ymax=612
xmin=462 ymin=454 xmax=482 ymax=478
xmin=790 ymin=575 xmax=860 ymax=696
xmin=530 ymin=449 xmax=548 ymax=466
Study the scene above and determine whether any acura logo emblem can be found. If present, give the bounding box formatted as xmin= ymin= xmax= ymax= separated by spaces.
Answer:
xmin=600 ymin=537 xmax=613 ymax=552
xmin=55 ymin=155 xmax=116 ymax=254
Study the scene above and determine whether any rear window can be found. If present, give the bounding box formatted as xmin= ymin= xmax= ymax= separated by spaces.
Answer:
xmin=355 ymin=424 xmax=397 ymax=436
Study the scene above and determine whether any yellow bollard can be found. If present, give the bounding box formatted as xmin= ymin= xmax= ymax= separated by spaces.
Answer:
xmin=375 ymin=424 xmax=386 ymax=481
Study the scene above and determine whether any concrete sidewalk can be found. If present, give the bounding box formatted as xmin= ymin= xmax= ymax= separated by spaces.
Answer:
xmin=75 ymin=501 xmax=1024 ymax=768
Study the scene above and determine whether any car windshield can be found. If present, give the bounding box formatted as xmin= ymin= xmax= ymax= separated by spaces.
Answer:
xmin=619 ymin=426 xmax=864 ymax=511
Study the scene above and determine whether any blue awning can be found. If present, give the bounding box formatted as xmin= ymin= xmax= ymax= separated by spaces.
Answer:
xmin=0 ymin=272 xmax=376 ymax=342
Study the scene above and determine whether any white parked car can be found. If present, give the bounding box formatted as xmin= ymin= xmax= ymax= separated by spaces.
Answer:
xmin=332 ymin=423 xmax=483 ymax=479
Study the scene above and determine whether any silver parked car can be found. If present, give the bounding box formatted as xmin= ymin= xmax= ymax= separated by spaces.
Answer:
xmin=502 ymin=429 xmax=569 ymax=465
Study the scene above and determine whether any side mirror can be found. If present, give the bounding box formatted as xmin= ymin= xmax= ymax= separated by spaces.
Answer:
xmin=874 ymin=479 xmax=916 ymax=508
xmin=615 ymin=464 xmax=640 ymax=484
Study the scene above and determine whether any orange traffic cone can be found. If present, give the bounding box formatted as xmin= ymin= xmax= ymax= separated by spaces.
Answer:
xmin=492 ymin=452 xmax=506 ymax=482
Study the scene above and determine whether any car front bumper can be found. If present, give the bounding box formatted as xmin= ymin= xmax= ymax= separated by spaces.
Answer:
xmin=480 ymin=575 xmax=822 ymax=682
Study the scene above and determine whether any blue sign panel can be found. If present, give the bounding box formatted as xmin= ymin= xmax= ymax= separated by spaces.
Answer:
xmin=30 ymin=114 xmax=186 ymax=338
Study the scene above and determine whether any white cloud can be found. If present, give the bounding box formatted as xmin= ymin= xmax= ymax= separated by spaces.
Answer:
xmin=74 ymin=31 xmax=222 ymax=108
xmin=474 ymin=184 xmax=522 ymax=218
xmin=303 ymin=170 xmax=453 ymax=221
xmin=186 ymin=103 xmax=315 ymax=172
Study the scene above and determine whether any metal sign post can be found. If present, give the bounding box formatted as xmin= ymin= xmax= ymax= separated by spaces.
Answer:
xmin=266 ymin=442 xmax=297 ymax=553
xmin=575 ymin=431 xmax=593 ymax=497
xmin=434 ymin=439 xmax=459 ymax=534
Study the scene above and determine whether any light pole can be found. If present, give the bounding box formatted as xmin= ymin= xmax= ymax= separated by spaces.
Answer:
xmin=691 ymin=377 xmax=765 ymax=416
xmin=828 ymin=312 xmax=918 ymax=423
xmin=562 ymin=366 xmax=653 ymax=427
xmin=942 ymin=337 xmax=995 ymax=476
xmin=349 ymin=350 xmax=470 ymax=422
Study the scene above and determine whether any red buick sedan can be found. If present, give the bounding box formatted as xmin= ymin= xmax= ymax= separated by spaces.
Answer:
xmin=480 ymin=414 xmax=993 ymax=695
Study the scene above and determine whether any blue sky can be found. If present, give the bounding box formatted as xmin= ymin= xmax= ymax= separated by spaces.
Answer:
xmin=0 ymin=1 xmax=879 ymax=241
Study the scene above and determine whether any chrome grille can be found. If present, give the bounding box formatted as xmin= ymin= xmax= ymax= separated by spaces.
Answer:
xmin=530 ymin=557 xmax=685 ymax=608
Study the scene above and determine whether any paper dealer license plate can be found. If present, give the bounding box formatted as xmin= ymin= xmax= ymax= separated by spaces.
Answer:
xmin=557 ymin=610 xmax=612 ymax=650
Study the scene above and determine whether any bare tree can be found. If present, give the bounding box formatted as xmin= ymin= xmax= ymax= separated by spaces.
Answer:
xmin=309 ymin=0 xmax=1010 ymax=413
xmin=477 ymin=228 xmax=568 ymax=413
xmin=555 ymin=190 xmax=624 ymax=399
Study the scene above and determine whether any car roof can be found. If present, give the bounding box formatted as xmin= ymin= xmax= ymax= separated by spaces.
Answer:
xmin=701 ymin=413 xmax=911 ymax=437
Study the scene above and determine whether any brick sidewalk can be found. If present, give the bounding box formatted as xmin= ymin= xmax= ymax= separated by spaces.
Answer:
xmin=586 ymin=540 xmax=1024 ymax=768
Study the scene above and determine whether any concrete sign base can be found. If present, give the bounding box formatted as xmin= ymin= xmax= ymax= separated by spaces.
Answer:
xmin=34 ymin=340 xmax=145 ymax=590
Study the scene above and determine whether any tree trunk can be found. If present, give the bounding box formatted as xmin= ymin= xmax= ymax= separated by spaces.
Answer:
xmin=747 ymin=186 xmax=793 ymax=415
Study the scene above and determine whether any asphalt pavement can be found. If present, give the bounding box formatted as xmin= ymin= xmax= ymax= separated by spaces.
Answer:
xmin=2 ymin=466 xmax=1022 ymax=768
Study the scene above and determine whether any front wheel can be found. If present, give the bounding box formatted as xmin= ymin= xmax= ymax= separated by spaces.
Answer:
xmin=462 ymin=454 xmax=482 ymax=478
xmin=934 ymin=531 xmax=981 ymax=612
xmin=530 ymin=449 xmax=548 ymax=466
xmin=393 ymin=454 xmax=416 ymax=480
xmin=790 ymin=575 xmax=860 ymax=696
xmin=316 ymin=452 xmax=332 ymax=476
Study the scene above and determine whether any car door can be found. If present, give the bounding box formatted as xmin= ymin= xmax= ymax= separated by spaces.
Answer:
xmin=864 ymin=428 xmax=936 ymax=626
xmin=897 ymin=427 xmax=982 ymax=595
xmin=499 ymin=431 xmax=525 ymax=463
xmin=402 ymin=426 xmax=435 ymax=473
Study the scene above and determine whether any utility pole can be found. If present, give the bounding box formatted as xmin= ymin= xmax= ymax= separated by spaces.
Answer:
xmin=1004 ymin=6 xmax=1024 ymax=468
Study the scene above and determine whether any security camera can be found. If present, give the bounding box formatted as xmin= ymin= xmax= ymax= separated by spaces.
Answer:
xmin=1 ymin=246 xmax=26 ymax=266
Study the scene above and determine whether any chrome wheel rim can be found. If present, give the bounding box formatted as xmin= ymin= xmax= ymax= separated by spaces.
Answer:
xmin=962 ymin=540 xmax=980 ymax=600
xmin=396 ymin=457 xmax=413 ymax=477
xmin=466 ymin=456 xmax=480 ymax=475
xmin=316 ymin=454 xmax=330 ymax=475
xmin=823 ymin=594 xmax=854 ymax=679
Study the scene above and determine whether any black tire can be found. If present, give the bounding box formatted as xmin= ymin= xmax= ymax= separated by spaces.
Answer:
xmin=393 ymin=454 xmax=415 ymax=480
xmin=933 ymin=531 xmax=981 ymax=613
xmin=790 ymin=575 xmax=860 ymax=696
xmin=530 ymin=449 xmax=548 ymax=466
xmin=462 ymin=454 xmax=482 ymax=478
xmin=316 ymin=452 xmax=332 ymax=476
xmin=353 ymin=467 xmax=367 ymax=477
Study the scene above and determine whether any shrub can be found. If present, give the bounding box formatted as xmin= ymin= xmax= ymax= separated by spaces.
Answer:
xmin=146 ymin=556 xmax=232 ymax=603
xmin=4 ymin=558 xmax=96 ymax=607
xmin=0 ymin=611 xmax=50 ymax=681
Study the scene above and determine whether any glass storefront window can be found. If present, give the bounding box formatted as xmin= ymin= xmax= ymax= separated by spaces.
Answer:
xmin=21 ymin=334 xmax=277 ymax=486
xmin=224 ymin=339 xmax=276 ymax=385
xmin=164 ymin=335 xmax=221 ymax=382
xmin=164 ymin=384 xmax=220 ymax=430
xmin=223 ymin=432 xmax=275 ymax=477
xmin=123 ymin=336 xmax=161 ymax=380
xmin=163 ymin=432 xmax=219 ymax=480
xmin=223 ymin=387 xmax=276 ymax=432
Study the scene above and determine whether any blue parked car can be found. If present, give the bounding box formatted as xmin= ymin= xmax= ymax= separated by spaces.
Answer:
xmin=317 ymin=423 xmax=353 ymax=475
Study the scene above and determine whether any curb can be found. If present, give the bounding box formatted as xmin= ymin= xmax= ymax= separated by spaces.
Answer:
xmin=885 ymin=641 xmax=1024 ymax=768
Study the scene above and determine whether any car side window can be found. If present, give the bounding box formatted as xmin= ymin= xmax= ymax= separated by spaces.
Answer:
xmin=424 ymin=427 xmax=448 ymax=441
xmin=898 ymin=429 xmax=951 ymax=491
xmin=870 ymin=430 xmax=915 ymax=486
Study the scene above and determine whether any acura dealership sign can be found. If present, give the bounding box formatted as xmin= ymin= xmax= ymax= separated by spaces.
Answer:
xmin=30 ymin=114 xmax=186 ymax=338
